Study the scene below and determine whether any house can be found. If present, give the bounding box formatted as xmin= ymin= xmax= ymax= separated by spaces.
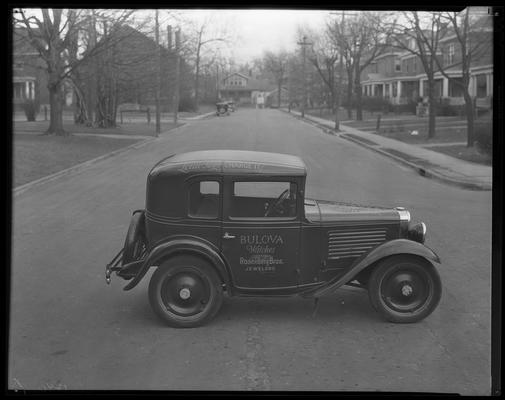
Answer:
xmin=13 ymin=27 xmax=76 ymax=112
xmin=265 ymin=87 xmax=289 ymax=108
xmin=12 ymin=27 xmax=49 ymax=110
xmin=218 ymin=72 xmax=277 ymax=105
xmin=360 ymin=8 xmax=493 ymax=109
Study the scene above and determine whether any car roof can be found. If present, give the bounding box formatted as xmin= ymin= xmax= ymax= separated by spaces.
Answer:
xmin=149 ymin=150 xmax=307 ymax=177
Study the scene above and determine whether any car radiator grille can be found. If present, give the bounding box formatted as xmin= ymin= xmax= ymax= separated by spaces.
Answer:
xmin=327 ymin=228 xmax=387 ymax=259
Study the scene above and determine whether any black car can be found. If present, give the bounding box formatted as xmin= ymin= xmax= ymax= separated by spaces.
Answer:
xmin=106 ymin=150 xmax=442 ymax=328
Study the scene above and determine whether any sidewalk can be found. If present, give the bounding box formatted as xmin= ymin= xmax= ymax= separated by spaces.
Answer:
xmin=283 ymin=109 xmax=492 ymax=191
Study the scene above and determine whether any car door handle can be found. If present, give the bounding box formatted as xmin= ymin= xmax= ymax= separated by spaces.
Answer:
xmin=223 ymin=232 xmax=236 ymax=239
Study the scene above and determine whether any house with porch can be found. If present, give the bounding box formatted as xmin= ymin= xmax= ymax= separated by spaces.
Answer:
xmin=218 ymin=72 xmax=277 ymax=106
xmin=360 ymin=8 xmax=493 ymax=110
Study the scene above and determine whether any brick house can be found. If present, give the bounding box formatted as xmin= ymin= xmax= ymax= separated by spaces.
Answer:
xmin=360 ymin=9 xmax=493 ymax=109
xmin=13 ymin=27 xmax=75 ymax=112
xmin=12 ymin=28 xmax=49 ymax=110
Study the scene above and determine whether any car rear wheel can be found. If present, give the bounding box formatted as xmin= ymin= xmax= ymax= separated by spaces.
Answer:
xmin=148 ymin=255 xmax=223 ymax=328
xmin=368 ymin=255 xmax=441 ymax=323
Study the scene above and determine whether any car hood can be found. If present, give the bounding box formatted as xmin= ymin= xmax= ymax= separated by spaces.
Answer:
xmin=304 ymin=198 xmax=401 ymax=224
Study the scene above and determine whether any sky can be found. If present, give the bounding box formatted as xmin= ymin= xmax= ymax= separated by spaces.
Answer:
xmin=17 ymin=8 xmax=331 ymax=64
xmin=176 ymin=9 xmax=332 ymax=64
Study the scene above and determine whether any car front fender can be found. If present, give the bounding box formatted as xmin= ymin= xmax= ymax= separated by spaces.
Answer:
xmin=304 ymin=239 xmax=441 ymax=298
xmin=123 ymin=236 xmax=231 ymax=291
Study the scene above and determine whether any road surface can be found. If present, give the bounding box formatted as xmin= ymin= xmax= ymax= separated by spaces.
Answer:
xmin=9 ymin=108 xmax=492 ymax=394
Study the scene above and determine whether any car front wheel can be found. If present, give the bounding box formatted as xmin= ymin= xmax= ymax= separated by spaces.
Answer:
xmin=368 ymin=255 xmax=441 ymax=323
xmin=148 ymin=255 xmax=223 ymax=328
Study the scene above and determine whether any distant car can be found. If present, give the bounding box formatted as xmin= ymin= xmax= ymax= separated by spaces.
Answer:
xmin=106 ymin=150 xmax=442 ymax=328
xmin=215 ymin=102 xmax=230 ymax=116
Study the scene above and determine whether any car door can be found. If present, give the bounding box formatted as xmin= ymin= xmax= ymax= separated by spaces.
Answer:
xmin=221 ymin=177 xmax=301 ymax=290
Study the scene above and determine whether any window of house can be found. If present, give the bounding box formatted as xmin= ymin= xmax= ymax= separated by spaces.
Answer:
xmin=230 ymin=181 xmax=297 ymax=219
xmin=14 ymin=61 xmax=24 ymax=70
xmin=188 ymin=180 xmax=220 ymax=219
xmin=409 ymin=38 xmax=416 ymax=50
xmin=447 ymin=43 xmax=455 ymax=65
xmin=476 ymin=74 xmax=487 ymax=98
xmin=13 ymin=82 xmax=25 ymax=100
xmin=392 ymin=82 xmax=398 ymax=97
xmin=448 ymin=77 xmax=463 ymax=97
xmin=413 ymin=57 xmax=417 ymax=73
xmin=395 ymin=58 xmax=401 ymax=72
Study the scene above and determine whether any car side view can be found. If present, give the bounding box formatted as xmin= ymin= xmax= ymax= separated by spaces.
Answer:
xmin=106 ymin=150 xmax=442 ymax=328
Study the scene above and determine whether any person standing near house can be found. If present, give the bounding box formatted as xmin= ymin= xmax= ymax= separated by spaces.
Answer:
xmin=256 ymin=93 xmax=264 ymax=109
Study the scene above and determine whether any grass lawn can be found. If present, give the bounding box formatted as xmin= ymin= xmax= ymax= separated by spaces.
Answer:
xmin=376 ymin=126 xmax=468 ymax=144
xmin=424 ymin=144 xmax=492 ymax=166
xmin=13 ymin=134 xmax=142 ymax=187
xmin=13 ymin=120 xmax=182 ymax=136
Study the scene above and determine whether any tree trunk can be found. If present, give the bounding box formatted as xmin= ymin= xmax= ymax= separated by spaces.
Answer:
xmin=45 ymin=82 xmax=67 ymax=136
xmin=463 ymin=91 xmax=475 ymax=147
xmin=277 ymin=81 xmax=282 ymax=108
xmin=427 ymin=78 xmax=436 ymax=139
xmin=346 ymin=80 xmax=353 ymax=119
xmin=194 ymin=49 xmax=201 ymax=112
xmin=355 ymin=80 xmax=363 ymax=121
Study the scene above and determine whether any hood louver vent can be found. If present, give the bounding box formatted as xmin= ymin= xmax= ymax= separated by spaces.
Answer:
xmin=327 ymin=228 xmax=386 ymax=260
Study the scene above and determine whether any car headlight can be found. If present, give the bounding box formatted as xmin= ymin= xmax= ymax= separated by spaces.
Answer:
xmin=408 ymin=222 xmax=426 ymax=243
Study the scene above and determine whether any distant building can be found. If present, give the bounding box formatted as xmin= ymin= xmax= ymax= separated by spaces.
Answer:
xmin=13 ymin=27 xmax=75 ymax=112
xmin=218 ymin=72 xmax=277 ymax=105
xmin=360 ymin=8 xmax=493 ymax=110
xmin=265 ymin=87 xmax=289 ymax=108
xmin=12 ymin=28 xmax=49 ymax=110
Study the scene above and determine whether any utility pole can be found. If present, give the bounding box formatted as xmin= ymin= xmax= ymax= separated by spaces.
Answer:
xmin=335 ymin=10 xmax=345 ymax=131
xmin=297 ymin=36 xmax=312 ymax=118
xmin=216 ymin=63 xmax=219 ymax=102
xmin=173 ymin=28 xmax=181 ymax=125
xmin=154 ymin=9 xmax=161 ymax=136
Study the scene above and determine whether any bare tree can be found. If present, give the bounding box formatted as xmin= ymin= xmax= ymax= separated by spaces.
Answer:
xmin=13 ymin=8 xmax=135 ymax=135
xmin=428 ymin=8 xmax=493 ymax=147
xmin=262 ymin=50 xmax=289 ymax=108
xmin=332 ymin=12 xmax=393 ymax=121
xmin=390 ymin=11 xmax=445 ymax=139
xmin=306 ymin=24 xmax=341 ymax=127
xmin=185 ymin=15 xmax=230 ymax=111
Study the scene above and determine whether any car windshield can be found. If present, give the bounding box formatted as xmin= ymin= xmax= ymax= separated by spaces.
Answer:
xmin=230 ymin=181 xmax=297 ymax=218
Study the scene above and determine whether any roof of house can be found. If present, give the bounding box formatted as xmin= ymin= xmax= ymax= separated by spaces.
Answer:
xmin=221 ymin=72 xmax=276 ymax=91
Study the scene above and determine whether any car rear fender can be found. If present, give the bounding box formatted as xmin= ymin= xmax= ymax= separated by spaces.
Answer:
xmin=123 ymin=236 xmax=231 ymax=291
xmin=306 ymin=239 xmax=441 ymax=298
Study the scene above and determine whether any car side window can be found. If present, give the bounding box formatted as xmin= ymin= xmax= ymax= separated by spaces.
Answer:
xmin=230 ymin=181 xmax=297 ymax=219
xmin=188 ymin=180 xmax=220 ymax=219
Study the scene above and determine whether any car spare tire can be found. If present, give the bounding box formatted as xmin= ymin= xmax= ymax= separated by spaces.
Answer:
xmin=122 ymin=210 xmax=147 ymax=265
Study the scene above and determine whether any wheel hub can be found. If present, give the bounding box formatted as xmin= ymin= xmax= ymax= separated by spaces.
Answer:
xmin=401 ymin=284 xmax=413 ymax=297
xmin=179 ymin=287 xmax=191 ymax=300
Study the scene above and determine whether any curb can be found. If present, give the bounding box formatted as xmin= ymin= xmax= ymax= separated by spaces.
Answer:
xmin=179 ymin=111 xmax=216 ymax=121
xmin=14 ymin=123 xmax=191 ymax=197
xmin=280 ymin=109 xmax=491 ymax=191
xmin=338 ymin=134 xmax=492 ymax=191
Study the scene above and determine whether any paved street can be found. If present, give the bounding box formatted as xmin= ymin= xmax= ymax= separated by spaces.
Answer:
xmin=9 ymin=108 xmax=492 ymax=394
